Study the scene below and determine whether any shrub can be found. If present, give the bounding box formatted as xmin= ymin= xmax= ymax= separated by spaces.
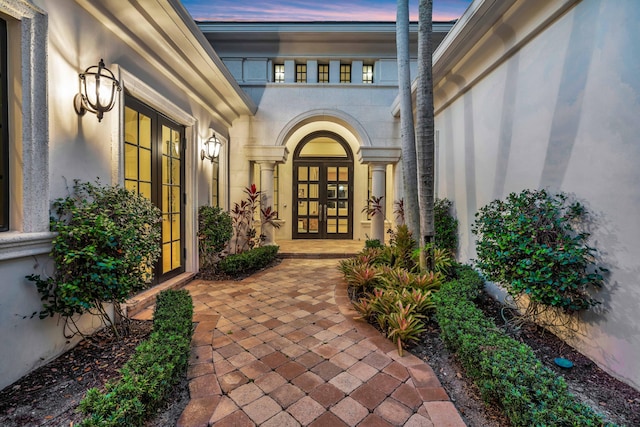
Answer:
xmin=433 ymin=266 xmax=612 ymax=426
xmin=434 ymin=198 xmax=458 ymax=255
xmin=218 ymin=245 xmax=279 ymax=275
xmin=472 ymin=189 xmax=605 ymax=313
xmin=26 ymin=180 xmax=162 ymax=337
xmin=79 ymin=289 xmax=194 ymax=427
xmin=198 ymin=205 xmax=232 ymax=270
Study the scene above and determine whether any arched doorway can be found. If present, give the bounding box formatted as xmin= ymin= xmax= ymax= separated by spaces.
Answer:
xmin=293 ymin=132 xmax=353 ymax=239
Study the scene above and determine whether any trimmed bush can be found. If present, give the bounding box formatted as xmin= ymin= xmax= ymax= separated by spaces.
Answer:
xmin=218 ymin=245 xmax=279 ymax=275
xmin=198 ymin=205 xmax=233 ymax=270
xmin=79 ymin=289 xmax=194 ymax=427
xmin=433 ymin=266 xmax=613 ymax=427
xmin=434 ymin=198 xmax=458 ymax=255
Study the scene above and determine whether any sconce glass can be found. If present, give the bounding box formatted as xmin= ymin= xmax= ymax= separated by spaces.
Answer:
xmin=201 ymin=131 xmax=222 ymax=163
xmin=74 ymin=59 xmax=121 ymax=122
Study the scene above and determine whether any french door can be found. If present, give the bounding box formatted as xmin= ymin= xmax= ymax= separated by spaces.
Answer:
xmin=124 ymin=96 xmax=185 ymax=282
xmin=294 ymin=162 xmax=353 ymax=239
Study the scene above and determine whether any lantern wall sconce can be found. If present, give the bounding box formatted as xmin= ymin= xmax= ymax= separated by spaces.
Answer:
xmin=74 ymin=59 xmax=122 ymax=122
xmin=201 ymin=131 xmax=222 ymax=163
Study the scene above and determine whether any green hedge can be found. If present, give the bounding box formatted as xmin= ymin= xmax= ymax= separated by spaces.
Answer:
xmin=79 ymin=289 xmax=194 ymax=427
xmin=218 ymin=245 xmax=279 ymax=275
xmin=433 ymin=266 xmax=613 ymax=427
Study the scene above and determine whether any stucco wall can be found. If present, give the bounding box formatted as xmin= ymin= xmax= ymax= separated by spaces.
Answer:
xmin=0 ymin=0 xmax=242 ymax=390
xmin=229 ymin=82 xmax=402 ymax=241
xmin=435 ymin=0 xmax=640 ymax=388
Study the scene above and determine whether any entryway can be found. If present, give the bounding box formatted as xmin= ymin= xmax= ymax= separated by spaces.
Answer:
xmin=293 ymin=132 xmax=353 ymax=239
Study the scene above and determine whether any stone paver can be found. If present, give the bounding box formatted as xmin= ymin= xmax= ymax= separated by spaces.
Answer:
xmin=176 ymin=256 xmax=466 ymax=426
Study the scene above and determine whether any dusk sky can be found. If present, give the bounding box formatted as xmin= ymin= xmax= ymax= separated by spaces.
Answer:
xmin=182 ymin=0 xmax=473 ymax=22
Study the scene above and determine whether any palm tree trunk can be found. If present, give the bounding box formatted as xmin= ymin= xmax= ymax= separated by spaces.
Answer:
xmin=396 ymin=0 xmax=420 ymax=240
xmin=415 ymin=0 xmax=435 ymax=270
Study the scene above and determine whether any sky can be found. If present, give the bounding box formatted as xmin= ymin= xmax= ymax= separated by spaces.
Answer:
xmin=182 ymin=0 xmax=473 ymax=22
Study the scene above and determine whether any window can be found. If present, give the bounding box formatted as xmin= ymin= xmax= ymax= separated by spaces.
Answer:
xmin=274 ymin=63 xmax=285 ymax=83
xmin=362 ymin=64 xmax=373 ymax=84
xmin=318 ymin=64 xmax=329 ymax=83
xmin=0 ymin=18 xmax=7 ymax=231
xmin=340 ymin=64 xmax=351 ymax=83
xmin=295 ymin=63 xmax=307 ymax=83
xmin=211 ymin=157 xmax=219 ymax=207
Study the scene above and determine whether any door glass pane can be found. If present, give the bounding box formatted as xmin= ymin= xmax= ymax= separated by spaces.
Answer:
xmin=139 ymin=148 xmax=151 ymax=181
xmin=309 ymin=201 xmax=319 ymax=216
xmin=172 ymin=158 xmax=181 ymax=185
xmin=125 ymin=181 xmax=137 ymax=193
xmin=339 ymin=200 xmax=348 ymax=216
xmin=162 ymin=214 xmax=171 ymax=243
xmin=339 ymin=167 xmax=348 ymax=181
xmin=327 ymin=218 xmax=337 ymax=233
xmin=298 ymin=166 xmax=308 ymax=181
xmin=327 ymin=184 xmax=337 ymax=199
xmin=162 ymin=243 xmax=171 ymax=273
xmin=338 ymin=184 xmax=348 ymax=199
xmin=309 ymin=167 xmax=319 ymax=181
xmin=298 ymin=218 xmax=307 ymax=232
xmin=298 ymin=201 xmax=308 ymax=215
xmin=327 ymin=200 xmax=337 ymax=216
xmin=309 ymin=218 xmax=319 ymax=233
xmin=339 ymin=218 xmax=348 ymax=233
xmin=139 ymin=183 xmax=151 ymax=200
xmin=327 ymin=167 xmax=337 ymax=181
xmin=124 ymin=107 xmax=138 ymax=145
xmin=124 ymin=143 xmax=137 ymax=180
xmin=172 ymin=241 xmax=181 ymax=270
xmin=309 ymin=184 xmax=319 ymax=198
xmin=298 ymin=184 xmax=308 ymax=199
xmin=171 ymin=187 xmax=180 ymax=213
xmin=139 ymin=114 xmax=151 ymax=149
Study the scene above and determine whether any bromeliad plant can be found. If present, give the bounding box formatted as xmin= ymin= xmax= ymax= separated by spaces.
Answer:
xmin=341 ymin=226 xmax=449 ymax=355
xmin=27 ymin=180 xmax=162 ymax=338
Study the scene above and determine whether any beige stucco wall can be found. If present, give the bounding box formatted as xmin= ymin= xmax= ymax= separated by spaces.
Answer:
xmin=435 ymin=0 xmax=640 ymax=388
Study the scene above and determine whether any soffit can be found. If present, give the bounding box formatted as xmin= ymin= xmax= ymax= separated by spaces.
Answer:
xmin=74 ymin=0 xmax=257 ymax=127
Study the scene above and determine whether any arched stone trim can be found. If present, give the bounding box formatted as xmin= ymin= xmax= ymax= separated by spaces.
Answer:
xmin=275 ymin=109 xmax=372 ymax=148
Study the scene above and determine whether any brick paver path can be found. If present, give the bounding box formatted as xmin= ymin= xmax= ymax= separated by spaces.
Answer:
xmin=177 ymin=259 xmax=466 ymax=426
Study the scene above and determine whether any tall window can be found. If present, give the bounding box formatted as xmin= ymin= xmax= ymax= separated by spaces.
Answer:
xmin=295 ymin=64 xmax=307 ymax=83
xmin=211 ymin=157 xmax=219 ymax=207
xmin=318 ymin=64 xmax=329 ymax=83
xmin=0 ymin=18 xmax=7 ymax=231
xmin=362 ymin=64 xmax=374 ymax=84
xmin=340 ymin=64 xmax=351 ymax=83
xmin=274 ymin=63 xmax=285 ymax=83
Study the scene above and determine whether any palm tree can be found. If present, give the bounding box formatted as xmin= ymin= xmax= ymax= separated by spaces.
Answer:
xmin=396 ymin=0 xmax=420 ymax=239
xmin=415 ymin=0 xmax=435 ymax=269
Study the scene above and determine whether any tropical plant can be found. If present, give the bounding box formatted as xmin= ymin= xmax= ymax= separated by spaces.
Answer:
xmin=387 ymin=301 xmax=427 ymax=356
xmin=26 ymin=180 xmax=162 ymax=338
xmin=472 ymin=189 xmax=605 ymax=313
xmin=362 ymin=195 xmax=384 ymax=218
xmin=434 ymin=198 xmax=458 ymax=255
xmin=198 ymin=205 xmax=232 ymax=270
xmin=230 ymin=184 xmax=280 ymax=253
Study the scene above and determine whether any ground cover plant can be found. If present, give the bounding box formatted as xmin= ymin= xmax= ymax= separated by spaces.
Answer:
xmin=79 ymin=289 xmax=193 ymax=427
xmin=27 ymin=180 xmax=162 ymax=338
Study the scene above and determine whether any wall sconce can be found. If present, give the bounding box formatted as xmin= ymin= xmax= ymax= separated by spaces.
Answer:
xmin=74 ymin=59 xmax=121 ymax=122
xmin=201 ymin=131 xmax=222 ymax=163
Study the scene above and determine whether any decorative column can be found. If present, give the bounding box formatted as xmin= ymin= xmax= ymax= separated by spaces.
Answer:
xmin=258 ymin=161 xmax=276 ymax=245
xmin=357 ymin=147 xmax=402 ymax=244
xmin=370 ymin=164 xmax=387 ymax=243
xmin=245 ymin=145 xmax=289 ymax=246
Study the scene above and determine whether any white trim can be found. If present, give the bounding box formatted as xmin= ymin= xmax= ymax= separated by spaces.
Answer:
xmin=0 ymin=231 xmax=55 ymax=260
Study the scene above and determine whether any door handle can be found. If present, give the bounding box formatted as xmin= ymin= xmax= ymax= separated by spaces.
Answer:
xmin=324 ymin=204 xmax=328 ymax=222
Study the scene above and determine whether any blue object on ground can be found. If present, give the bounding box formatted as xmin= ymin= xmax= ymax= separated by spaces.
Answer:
xmin=554 ymin=357 xmax=574 ymax=368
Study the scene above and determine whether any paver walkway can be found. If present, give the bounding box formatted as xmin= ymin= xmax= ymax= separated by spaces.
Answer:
xmin=175 ymin=258 xmax=466 ymax=426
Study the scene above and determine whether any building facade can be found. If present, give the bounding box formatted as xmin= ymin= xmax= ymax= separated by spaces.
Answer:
xmin=1 ymin=0 xmax=639 ymax=393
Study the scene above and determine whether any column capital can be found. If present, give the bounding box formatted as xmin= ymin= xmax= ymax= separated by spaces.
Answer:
xmin=357 ymin=147 xmax=401 ymax=164
xmin=245 ymin=145 xmax=289 ymax=163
